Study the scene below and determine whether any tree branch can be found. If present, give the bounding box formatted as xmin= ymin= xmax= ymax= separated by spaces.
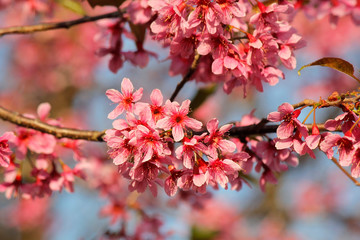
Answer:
xmin=0 ymin=11 xmax=122 ymax=37
xmin=170 ymin=54 xmax=201 ymax=102
xmin=292 ymin=93 xmax=360 ymax=109
xmin=0 ymin=104 xmax=340 ymax=142
xmin=0 ymin=106 xmax=105 ymax=141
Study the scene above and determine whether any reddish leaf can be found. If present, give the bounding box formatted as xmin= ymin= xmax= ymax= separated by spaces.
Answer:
xmin=298 ymin=57 xmax=360 ymax=83
xmin=87 ymin=0 xmax=124 ymax=8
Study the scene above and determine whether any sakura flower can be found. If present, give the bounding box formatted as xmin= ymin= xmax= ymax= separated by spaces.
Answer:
xmin=267 ymin=103 xmax=308 ymax=139
xmin=256 ymin=140 xmax=299 ymax=172
xmin=0 ymin=132 xmax=15 ymax=168
xmin=130 ymin=125 xmax=171 ymax=163
xmin=351 ymin=143 xmax=360 ymax=178
xmin=207 ymin=157 xmax=242 ymax=189
xmin=106 ymin=77 xmax=143 ymax=119
xmin=320 ymin=133 xmax=356 ymax=166
xmin=149 ymin=89 xmax=166 ymax=121
xmin=205 ymin=118 xmax=236 ymax=158
xmin=157 ymin=100 xmax=202 ymax=142
xmin=175 ymin=134 xmax=207 ymax=169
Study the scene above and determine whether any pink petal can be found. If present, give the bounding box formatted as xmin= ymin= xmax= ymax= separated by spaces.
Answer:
xmin=106 ymin=89 xmax=122 ymax=103
xmin=179 ymin=100 xmax=191 ymax=115
xmin=172 ymin=125 xmax=184 ymax=142
xmin=184 ymin=117 xmax=203 ymax=130
xmin=121 ymin=78 xmax=134 ymax=96
xmin=278 ymin=103 xmax=294 ymax=115
xmin=275 ymin=138 xmax=293 ymax=149
xmin=267 ymin=111 xmax=281 ymax=122
xmin=223 ymin=159 xmax=241 ymax=172
xmin=207 ymin=118 xmax=219 ymax=134
xmin=132 ymin=88 xmax=144 ymax=102
xmin=37 ymin=102 xmax=51 ymax=121
xmin=150 ymin=89 xmax=163 ymax=106
xmin=108 ymin=104 xmax=125 ymax=119
xmin=193 ymin=174 xmax=206 ymax=187
xmin=278 ymin=45 xmax=292 ymax=60
xmin=211 ymin=58 xmax=224 ymax=75
xmin=223 ymin=56 xmax=238 ymax=70
xmin=277 ymin=121 xmax=294 ymax=139
xmin=156 ymin=117 xmax=172 ymax=130
xmin=306 ymin=135 xmax=321 ymax=150
xmin=219 ymin=139 xmax=236 ymax=153
xmin=165 ymin=177 xmax=177 ymax=196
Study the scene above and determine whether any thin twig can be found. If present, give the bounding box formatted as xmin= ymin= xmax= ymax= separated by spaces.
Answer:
xmin=0 ymin=106 xmax=105 ymax=141
xmin=170 ymin=54 xmax=201 ymax=102
xmin=0 ymin=11 xmax=122 ymax=37
xmin=331 ymin=157 xmax=360 ymax=186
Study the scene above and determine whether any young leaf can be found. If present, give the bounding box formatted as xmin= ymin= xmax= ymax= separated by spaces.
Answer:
xmin=87 ymin=0 xmax=124 ymax=8
xmin=298 ymin=57 xmax=360 ymax=83
xmin=57 ymin=0 xmax=86 ymax=15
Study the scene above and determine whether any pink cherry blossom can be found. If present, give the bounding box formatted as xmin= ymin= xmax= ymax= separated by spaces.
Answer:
xmin=175 ymin=134 xmax=207 ymax=169
xmin=106 ymin=77 xmax=143 ymax=119
xmin=207 ymin=157 xmax=242 ymax=189
xmin=268 ymin=102 xmax=308 ymax=139
xmin=320 ymin=133 xmax=356 ymax=166
xmin=0 ymin=132 xmax=15 ymax=168
xmin=156 ymin=100 xmax=202 ymax=142
xmin=205 ymin=118 xmax=236 ymax=158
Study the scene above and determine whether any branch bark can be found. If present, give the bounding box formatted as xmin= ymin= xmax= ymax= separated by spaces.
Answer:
xmin=0 ymin=106 xmax=105 ymax=141
xmin=0 ymin=11 xmax=122 ymax=37
xmin=0 ymin=106 xmax=338 ymax=142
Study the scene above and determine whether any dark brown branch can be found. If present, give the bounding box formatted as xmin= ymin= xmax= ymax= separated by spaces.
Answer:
xmin=0 ymin=106 xmax=105 ymax=141
xmin=170 ymin=54 xmax=201 ymax=102
xmin=0 ymin=11 xmax=122 ymax=37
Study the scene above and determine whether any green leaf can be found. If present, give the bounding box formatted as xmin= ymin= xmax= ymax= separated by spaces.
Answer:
xmin=190 ymin=226 xmax=219 ymax=240
xmin=298 ymin=57 xmax=360 ymax=83
xmin=57 ymin=0 xmax=86 ymax=15
xmin=87 ymin=0 xmax=124 ymax=8
xmin=189 ymin=85 xmax=217 ymax=115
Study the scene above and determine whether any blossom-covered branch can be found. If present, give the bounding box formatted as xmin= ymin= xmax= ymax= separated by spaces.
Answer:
xmin=0 ymin=11 xmax=122 ymax=37
xmin=0 ymin=105 xmax=105 ymax=141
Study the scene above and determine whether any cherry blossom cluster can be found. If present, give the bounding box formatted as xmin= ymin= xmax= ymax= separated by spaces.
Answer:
xmin=151 ymin=0 xmax=306 ymax=94
xmin=268 ymin=95 xmax=360 ymax=179
xmin=0 ymin=103 xmax=86 ymax=199
xmin=294 ymin=0 xmax=360 ymax=25
xmin=104 ymin=77 xmax=302 ymax=196
xmin=97 ymin=0 xmax=305 ymax=94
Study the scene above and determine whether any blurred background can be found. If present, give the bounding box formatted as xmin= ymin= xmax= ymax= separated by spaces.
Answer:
xmin=0 ymin=1 xmax=360 ymax=239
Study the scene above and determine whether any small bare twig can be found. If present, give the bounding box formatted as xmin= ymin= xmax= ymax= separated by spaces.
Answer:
xmin=0 ymin=11 xmax=122 ymax=37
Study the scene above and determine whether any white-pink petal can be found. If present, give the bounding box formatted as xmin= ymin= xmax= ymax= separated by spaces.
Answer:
xmin=121 ymin=77 xmax=134 ymax=96
xmin=105 ymin=89 xmax=122 ymax=103
xmin=172 ymin=125 xmax=184 ymax=142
